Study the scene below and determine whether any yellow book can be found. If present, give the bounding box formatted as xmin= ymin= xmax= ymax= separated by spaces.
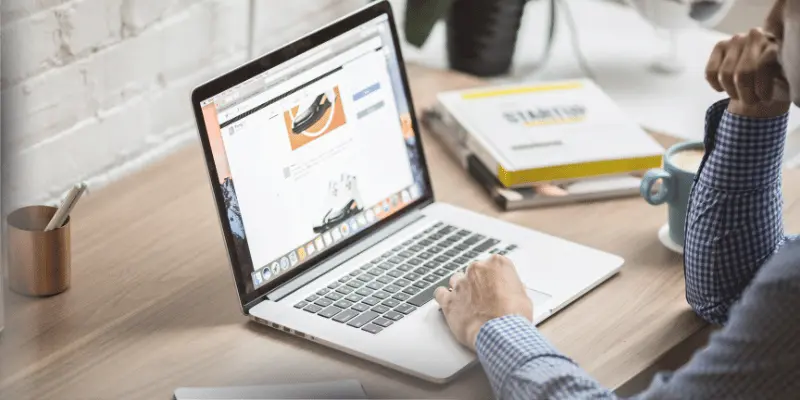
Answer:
xmin=435 ymin=79 xmax=664 ymax=188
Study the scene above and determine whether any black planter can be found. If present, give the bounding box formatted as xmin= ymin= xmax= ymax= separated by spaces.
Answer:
xmin=446 ymin=0 xmax=527 ymax=77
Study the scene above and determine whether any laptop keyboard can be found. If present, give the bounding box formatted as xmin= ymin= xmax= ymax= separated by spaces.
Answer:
xmin=293 ymin=222 xmax=518 ymax=335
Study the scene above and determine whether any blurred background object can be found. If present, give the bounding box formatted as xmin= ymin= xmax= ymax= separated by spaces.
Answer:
xmin=404 ymin=0 xmax=553 ymax=77
xmin=627 ymin=0 xmax=735 ymax=73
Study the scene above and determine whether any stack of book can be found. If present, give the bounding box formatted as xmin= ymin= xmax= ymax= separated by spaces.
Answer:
xmin=422 ymin=79 xmax=664 ymax=210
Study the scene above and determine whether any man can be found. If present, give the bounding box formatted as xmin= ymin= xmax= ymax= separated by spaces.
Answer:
xmin=434 ymin=0 xmax=800 ymax=398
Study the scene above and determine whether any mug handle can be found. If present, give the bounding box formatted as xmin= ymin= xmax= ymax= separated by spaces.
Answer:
xmin=640 ymin=169 xmax=673 ymax=205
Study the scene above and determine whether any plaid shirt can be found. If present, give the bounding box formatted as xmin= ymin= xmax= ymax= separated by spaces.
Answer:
xmin=475 ymin=99 xmax=800 ymax=399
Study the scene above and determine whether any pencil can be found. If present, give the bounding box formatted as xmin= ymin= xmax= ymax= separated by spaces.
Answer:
xmin=44 ymin=183 xmax=87 ymax=231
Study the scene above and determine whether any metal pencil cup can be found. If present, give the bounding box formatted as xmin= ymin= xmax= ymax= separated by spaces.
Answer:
xmin=7 ymin=206 xmax=71 ymax=297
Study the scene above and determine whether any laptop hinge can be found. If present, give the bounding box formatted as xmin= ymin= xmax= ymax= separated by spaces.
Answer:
xmin=263 ymin=209 xmax=428 ymax=302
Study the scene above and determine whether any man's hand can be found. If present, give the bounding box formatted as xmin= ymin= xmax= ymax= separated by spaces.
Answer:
xmin=434 ymin=255 xmax=533 ymax=351
xmin=705 ymin=1 xmax=790 ymax=118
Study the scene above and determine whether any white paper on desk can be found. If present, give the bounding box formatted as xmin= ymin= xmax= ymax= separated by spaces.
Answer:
xmin=173 ymin=379 xmax=367 ymax=400
xmin=398 ymin=0 xmax=800 ymax=141
xmin=565 ymin=175 xmax=642 ymax=195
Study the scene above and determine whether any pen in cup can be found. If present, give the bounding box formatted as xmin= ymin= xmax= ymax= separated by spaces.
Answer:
xmin=44 ymin=182 xmax=87 ymax=231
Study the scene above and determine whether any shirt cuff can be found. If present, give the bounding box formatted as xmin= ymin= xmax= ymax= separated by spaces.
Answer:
xmin=476 ymin=315 xmax=576 ymax=395
xmin=698 ymin=98 xmax=788 ymax=191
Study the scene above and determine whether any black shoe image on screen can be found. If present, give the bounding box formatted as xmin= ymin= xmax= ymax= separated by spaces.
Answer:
xmin=291 ymin=90 xmax=335 ymax=134
xmin=313 ymin=199 xmax=362 ymax=234
xmin=313 ymin=174 xmax=364 ymax=234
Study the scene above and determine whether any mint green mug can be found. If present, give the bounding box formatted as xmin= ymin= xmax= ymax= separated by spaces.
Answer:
xmin=640 ymin=141 xmax=705 ymax=247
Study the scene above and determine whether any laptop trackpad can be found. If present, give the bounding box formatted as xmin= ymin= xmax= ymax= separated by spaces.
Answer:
xmin=526 ymin=287 xmax=553 ymax=311
xmin=434 ymin=287 xmax=552 ymax=314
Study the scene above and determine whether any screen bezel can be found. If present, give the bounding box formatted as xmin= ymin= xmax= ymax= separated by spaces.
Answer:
xmin=190 ymin=1 xmax=435 ymax=311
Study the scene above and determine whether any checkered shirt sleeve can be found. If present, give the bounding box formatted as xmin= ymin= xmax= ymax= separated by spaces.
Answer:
xmin=474 ymin=99 xmax=799 ymax=399
xmin=684 ymin=98 xmax=796 ymax=325
xmin=476 ymin=315 xmax=616 ymax=400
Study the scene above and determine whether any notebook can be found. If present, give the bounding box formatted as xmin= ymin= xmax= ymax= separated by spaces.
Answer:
xmin=173 ymin=379 xmax=367 ymax=400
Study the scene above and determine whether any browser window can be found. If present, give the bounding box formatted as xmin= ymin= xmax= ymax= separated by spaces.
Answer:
xmin=199 ymin=17 xmax=427 ymax=293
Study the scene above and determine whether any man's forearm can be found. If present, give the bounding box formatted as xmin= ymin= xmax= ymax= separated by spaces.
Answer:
xmin=683 ymin=99 xmax=789 ymax=324
xmin=476 ymin=316 xmax=617 ymax=399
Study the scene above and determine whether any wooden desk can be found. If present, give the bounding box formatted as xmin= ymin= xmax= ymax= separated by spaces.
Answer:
xmin=2 ymin=65 xmax=800 ymax=400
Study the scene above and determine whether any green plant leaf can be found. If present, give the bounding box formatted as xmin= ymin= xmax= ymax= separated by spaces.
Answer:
xmin=404 ymin=0 xmax=455 ymax=47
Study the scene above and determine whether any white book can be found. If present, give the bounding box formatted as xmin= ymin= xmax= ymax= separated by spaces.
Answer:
xmin=436 ymin=79 xmax=665 ymax=188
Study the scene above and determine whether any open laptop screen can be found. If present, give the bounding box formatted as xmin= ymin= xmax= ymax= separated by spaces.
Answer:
xmin=197 ymin=14 xmax=428 ymax=298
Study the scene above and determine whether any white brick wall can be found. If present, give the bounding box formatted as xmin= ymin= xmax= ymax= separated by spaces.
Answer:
xmin=1 ymin=0 xmax=373 ymax=210
xmin=250 ymin=0 xmax=365 ymax=57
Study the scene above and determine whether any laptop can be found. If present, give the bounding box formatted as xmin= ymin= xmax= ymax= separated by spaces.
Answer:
xmin=190 ymin=0 xmax=623 ymax=383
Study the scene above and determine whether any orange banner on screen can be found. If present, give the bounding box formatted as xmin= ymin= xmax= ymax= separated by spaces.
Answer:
xmin=284 ymin=86 xmax=347 ymax=150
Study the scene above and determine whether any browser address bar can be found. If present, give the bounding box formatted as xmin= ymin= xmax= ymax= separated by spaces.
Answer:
xmin=218 ymin=36 xmax=382 ymax=125
xmin=216 ymin=47 xmax=333 ymax=124
xmin=262 ymin=47 xmax=335 ymax=89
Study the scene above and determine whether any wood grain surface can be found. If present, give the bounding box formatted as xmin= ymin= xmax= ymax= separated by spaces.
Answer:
xmin=2 ymin=64 xmax=799 ymax=400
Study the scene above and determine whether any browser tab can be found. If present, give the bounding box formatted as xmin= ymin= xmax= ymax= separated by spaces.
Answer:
xmin=217 ymin=36 xmax=383 ymax=126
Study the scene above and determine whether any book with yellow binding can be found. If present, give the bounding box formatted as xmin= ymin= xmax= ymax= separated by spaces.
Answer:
xmin=434 ymin=79 xmax=664 ymax=188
